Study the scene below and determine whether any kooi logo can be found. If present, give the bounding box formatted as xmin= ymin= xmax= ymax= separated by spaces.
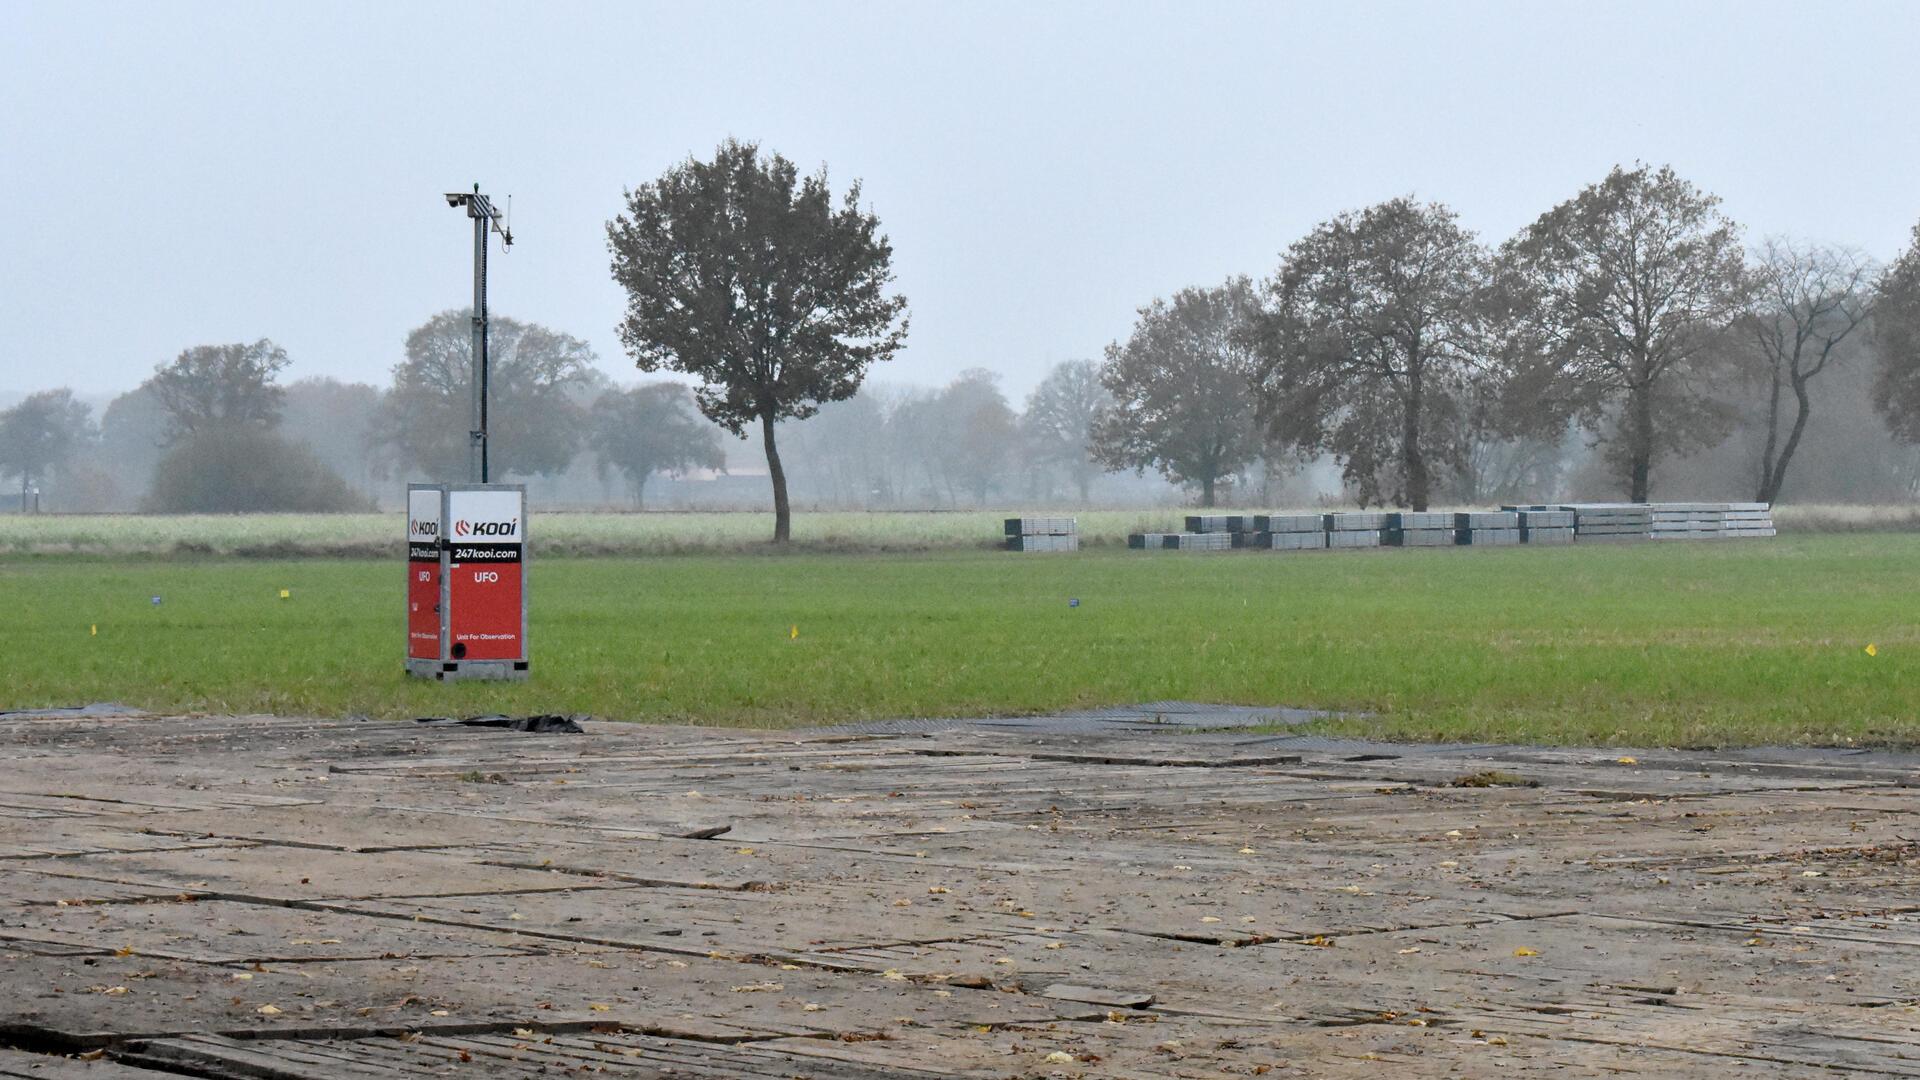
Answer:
xmin=454 ymin=518 xmax=518 ymax=538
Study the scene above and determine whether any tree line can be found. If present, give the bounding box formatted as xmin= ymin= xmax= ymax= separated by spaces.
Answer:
xmin=1098 ymin=166 xmax=1907 ymax=511
xmin=7 ymin=146 xmax=1920 ymax=536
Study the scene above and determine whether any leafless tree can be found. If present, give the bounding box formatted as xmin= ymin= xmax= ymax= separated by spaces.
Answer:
xmin=1743 ymin=239 xmax=1877 ymax=503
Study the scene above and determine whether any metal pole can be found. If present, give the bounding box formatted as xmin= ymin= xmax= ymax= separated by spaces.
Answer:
xmin=470 ymin=200 xmax=489 ymax=483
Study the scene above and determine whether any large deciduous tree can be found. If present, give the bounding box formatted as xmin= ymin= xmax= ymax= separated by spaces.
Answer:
xmin=148 ymin=339 xmax=290 ymax=442
xmin=380 ymin=310 xmax=596 ymax=479
xmin=1022 ymin=360 xmax=1112 ymax=502
xmin=1091 ymin=278 xmax=1262 ymax=507
xmin=1872 ymin=224 xmax=1920 ymax=443
xmin=1254 ymin=197 xmax=1488 ymax=510
xmin=0 ymin=389 xmax=96 ymax=510
xmin=1497 ymin=164 xmax=1752 ymax=502
xmin=607 ymin=139 xmax=909 ymax=542
xmin=588 ymin=382 xmax=726 ymax=509
xmin=1742 ymin=239 xmax=1876 ymax=503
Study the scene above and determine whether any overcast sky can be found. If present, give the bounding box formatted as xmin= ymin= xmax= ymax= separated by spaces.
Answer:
xmin=4 ymin=0 xmax=1917 ymax=405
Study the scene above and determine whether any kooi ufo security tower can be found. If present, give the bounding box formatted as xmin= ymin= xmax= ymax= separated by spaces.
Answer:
xmin=406 ymin=185 xmax=529 ymax=682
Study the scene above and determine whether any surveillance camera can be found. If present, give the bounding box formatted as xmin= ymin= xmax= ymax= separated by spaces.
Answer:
xmin=445 ymin=193 xmax=465 ymax=207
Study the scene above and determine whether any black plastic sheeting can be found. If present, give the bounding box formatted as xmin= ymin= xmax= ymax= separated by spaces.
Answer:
xmin=413 ymin=714 xmax=587 ymax=734
xmin=0 ymin=703 xmax=147 ymax=719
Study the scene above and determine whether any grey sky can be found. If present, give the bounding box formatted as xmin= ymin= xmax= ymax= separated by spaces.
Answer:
xmin=5 ymin=0 xmax=1917 ymax=404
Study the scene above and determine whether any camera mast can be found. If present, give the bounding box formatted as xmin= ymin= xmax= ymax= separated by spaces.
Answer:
xmin=443 ymin=185 xmax=514 ymax=483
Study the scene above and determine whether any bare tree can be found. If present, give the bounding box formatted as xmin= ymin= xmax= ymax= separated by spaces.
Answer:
xmin=1091 ymin=278 xmax=1262 ymax=508
xmin=1743 ymin=239 xmax=1877 ymax=503
xmin=1022 ymin=360 xmax=1111 ymax=502
xmin=1254 ymin=197 xmax=1488 ymax=511
xmin=1498 ymin=164 xmax=1752 ymax=502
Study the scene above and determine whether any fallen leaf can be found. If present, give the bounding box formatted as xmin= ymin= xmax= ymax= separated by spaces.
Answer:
xmin=1512 ymin=947 xmax=1538 ymax=957
xmin=256 ymin=1004 xmax=282 ymax=1016
xmin=1045 ymin=1051 xmax=1074 ymax=1063
xmin=1615 ymin=756 xmax=1638 ymax=765
xmin=588 ymin=1003 xmax=611 ymax=1012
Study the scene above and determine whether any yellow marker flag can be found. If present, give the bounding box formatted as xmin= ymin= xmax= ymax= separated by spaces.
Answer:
xmin=279 ymin=589 xmax=291 ymax=600
xmin=1866 ymin=643 xmax=1879 ymax=657
xmin=789 ymin=625 xmax=799 ymax=640
xmin=90 ymin=624 xmax=97 ymax=637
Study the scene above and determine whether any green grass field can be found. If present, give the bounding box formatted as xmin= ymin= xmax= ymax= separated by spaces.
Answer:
xmin=3 ymin=535 xmax=1914 ymax=747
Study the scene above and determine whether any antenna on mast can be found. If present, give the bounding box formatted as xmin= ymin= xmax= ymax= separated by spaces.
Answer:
xmin=443 ymin=185 xmax=514 ymax=482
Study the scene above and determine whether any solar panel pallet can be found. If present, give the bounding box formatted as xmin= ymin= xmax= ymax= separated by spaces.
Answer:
xmin=1128 ymin=533 xmax=1176 ymax=549
xmin=1387 ymin=528 xmax=1455 ymax=547
xmin=1516 ymin=510 xmax=1576 ymax=530
xmin=1524 ymin=527 xmax=1575 ymax=544
xmin=1455 ymin=511 xmax=1520 ymax=530
xmin=1457 ymin=527 xmax=1521 ymax=545
xmin=1004 ymin=517 xmax=1076 ymax=536
xmin=1254 ymin=514 xmax=1325 ymax=534
xmin=1185 ymin=515 xmax=1258 ymax=533
xmin=1326 ymin=512 xmax=1390 ymax=531
xmin=1172 ymin=532 xmax=1234 ymax=551
xmin=1257 ymin=530 xmax=1327 ymax=550
xmin=1327 ymin=529 xmax=1382 ymax=549
xmin=1565 ymin=505 xmax=1651 ymax=540
xmin=1005 ymin=534 xmax=1079 ymax=552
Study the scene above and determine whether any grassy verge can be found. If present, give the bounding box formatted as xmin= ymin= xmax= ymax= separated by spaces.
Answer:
xmin=2 ymin=536 xmax=1913 ymax=746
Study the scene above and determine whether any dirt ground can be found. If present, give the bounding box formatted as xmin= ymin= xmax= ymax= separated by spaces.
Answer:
xmin=2 ymin=708 xmax=1919 ymax=1077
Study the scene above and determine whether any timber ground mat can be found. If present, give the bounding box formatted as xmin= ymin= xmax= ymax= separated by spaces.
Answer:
xmin=4 ymin=711 xmax=1920 ymax=1076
